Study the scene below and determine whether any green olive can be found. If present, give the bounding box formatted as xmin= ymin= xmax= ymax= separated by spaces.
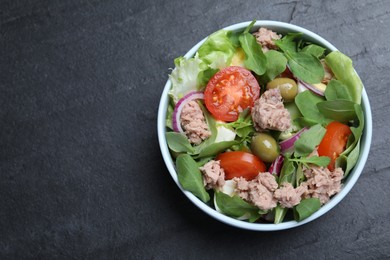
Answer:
xmin=266 ymin=77 xmax=298 ymax=102
xmin=251 ymin=133 xmax=280 ymax=163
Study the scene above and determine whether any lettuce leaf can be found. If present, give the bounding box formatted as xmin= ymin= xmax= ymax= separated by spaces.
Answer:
xmin=169 ymin=30 xmax=237 ymax=102
xmin=168 ymin=54 xmax=206 ymax=102
xmin=198 ymin=30 xmax=237 ymax=70
xmin=325 ymin=51 xmax=363 ymax=104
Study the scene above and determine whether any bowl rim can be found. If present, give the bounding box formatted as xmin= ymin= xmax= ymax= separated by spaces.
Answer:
xmin=157 ymin=20 xmax=373 ymax=231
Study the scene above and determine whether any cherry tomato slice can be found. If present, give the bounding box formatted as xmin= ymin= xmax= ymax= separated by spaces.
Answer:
xmin=217 ymin=151 xmax=266 ymax=180
xmin=204 ymin=66 xmax=260 ymax=122
xmin=318 ymin=121 xmax=352 ymax=171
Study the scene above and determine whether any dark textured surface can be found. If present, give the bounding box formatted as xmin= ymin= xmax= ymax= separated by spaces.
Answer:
xmin=1 ymin=0 xmax=390 ymax=259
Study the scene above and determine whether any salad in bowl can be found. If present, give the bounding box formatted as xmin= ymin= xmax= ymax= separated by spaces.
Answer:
xmin=157 ymin=20 xmax=372 ymax=231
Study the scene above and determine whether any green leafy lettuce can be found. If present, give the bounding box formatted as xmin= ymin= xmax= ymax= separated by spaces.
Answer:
xmin=168 ymin=54 xmax=206 ymax=102
xmin=325 ymin=51 xmax=363 ymax=104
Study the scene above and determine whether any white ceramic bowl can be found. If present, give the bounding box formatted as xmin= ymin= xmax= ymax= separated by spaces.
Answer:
xmin=157 ymin=21 xmax=372 ymax=231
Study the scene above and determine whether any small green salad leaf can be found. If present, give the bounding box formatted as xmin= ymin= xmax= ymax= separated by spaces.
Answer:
xmin=317 ymin=100 xmax=357 ymax=123
xmin=260 ymin=50 xmax=288 ymax=84
xmin=324 ymin=79 xmax=353 ymax=102
xmin=285 ymin=50 xmax=324 ymax=84
xmin=166 ymin=132 xmax=195 ymax=154
xmin=215 ymin=192 xmax=264 ymax=222
xmin=226 ymin=109 xmax=255 ymax=138
xmin=294 ymin=124 xmax=326 ymax=157
xmin=343 ymin=104 xmax=364 ymax=156
xmin=196 ymin=140 xmax=238 ymax=159
xmin=239 ymin=32 xmax=267 ymax=75
xmin=294 ymin=198 xmax=321 ymax=221
xmin=275 ymin=32 xmax=302 ymax=53
xmin=325 ymin=51 xmax=363 ymax=104
xmin=176 ymin=154 xmax=210 ymax=203
xmin=295 ymin=91 xmax=330 ymax=125
xmin=278 ymin=159 xmax=296 ymax=186
xmin=274 ymin=205 xmax=288 ymax=224
xmin=301 ymin=44 xmax=326 ymax=58
xmin=290 ymin=156 xmax=331 ymax=168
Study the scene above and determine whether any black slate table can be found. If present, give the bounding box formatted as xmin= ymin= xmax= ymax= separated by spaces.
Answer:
xmin=1 ymin=0 xmax=390 ymax=259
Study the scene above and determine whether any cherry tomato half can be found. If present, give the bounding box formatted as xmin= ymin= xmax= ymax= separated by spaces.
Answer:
xmin=204 ymin=66 xmax=260 ymax=122
xmin=217 ymin=151 xmax=266 ymax=180
xmin=318 ymin=121 xmax=352 ymax=171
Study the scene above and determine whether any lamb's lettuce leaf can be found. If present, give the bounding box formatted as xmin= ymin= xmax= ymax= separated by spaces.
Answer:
xmin=325 ymin=51 xmax=363 ymax=104
xmin=260 ymin=50 xmax=287 ymax=84
xmin=239 ymin=32 xmax=267 ymax=75
xmin=176 ymin=154 xmax=210 ymax=203
xmin=301 ymin=44 xmax=326 ymax=58
xmin=215 ymin=191 xmax=264 ymax=222
xmin=294 ymin=198 xmax=321 ymax=221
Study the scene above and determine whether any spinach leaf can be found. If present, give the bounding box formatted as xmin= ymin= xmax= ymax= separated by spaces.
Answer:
xmin=243 ymin=19 xmax=256 ymax=34
xmin=284 ymin=102 xmax=303 ymax=131
xmin=324 ymin=79 xmax=353 ymax=102
xmin=239 ymin=33 xmax=267 ymax=75
xmin=336 ymin=140 xmax=361 ymax=177
xmin=294 ymin=117 xmax=320 ymax=128
xmin=301 ymin=44 xmax=326 ymax=58
xmin=196 ymin=140 xmax=237 ymax=158
xmin=196 ymin=157 xmax=213 ymax=167
xmin=285 ymin=50 xmax=324 ymax=84
xmin=194 ymin=103 xmax=218 ymax=153
xmin=344 ymin=139 xmax=361 ymax=177
xmin=278 ymin=159 xmax=296 ymax=185
xmin=294 ymin=124 xmax=326 ymax=157
xmin=294 ymin=198 xmax=321 ymax=221
xmin=215 ymin=192 xmax=263 ymax=222
xmin=275 ymin=32 xmax=302 ymax=53
xmin=198 ymin=68 xmax=218 ymax=87
xmin=166 ymin=132 xmax=195 ymax=154
xmin=295 ymin=90 xmax=329 ymax=125
xmin=260 ymin=50 xmax=287 ymax=83
xmin=325 ymin=51 xmax=363 ymax=104
xmin=317 ymin=100 xmax=357 ymax=123
xmin=296 ymin=163 xmax=305 ymax=187
xmin=166 ymin=101 xmax=174 ymax=130
xmin=343 ymin=104 xmax=364 ymax=155
xmin=290 ymin=156 xmax=331 ymax=168
xmin=274 ymin=205 xmax=288 ymax=224
xmin=176 ymin=154 xmax=210 ymax=203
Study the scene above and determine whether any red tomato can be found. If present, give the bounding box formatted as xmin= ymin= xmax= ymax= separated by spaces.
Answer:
xmin=318 ymin=121 xmax=352 ymax=171
xmin=217 ymin=151 xmax=266 ymax=180
xmin=204 ymin=66 xmax=260 ymax=122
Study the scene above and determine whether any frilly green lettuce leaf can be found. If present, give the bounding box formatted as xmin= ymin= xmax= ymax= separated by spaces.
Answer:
xmin=198 ymin=30 xmax=237 ymax=70
xmin=168 ymin=53 xmax=206 ymax=102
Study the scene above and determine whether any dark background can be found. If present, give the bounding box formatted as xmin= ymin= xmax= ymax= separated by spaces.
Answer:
xmin=1 ymin=0 xmax=390 ymax=259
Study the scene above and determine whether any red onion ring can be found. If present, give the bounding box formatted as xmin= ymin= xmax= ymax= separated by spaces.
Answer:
xmin=269 ymin=155 xmax=284 ymax=176
xmin=279 ymin=127 xmax=308 ymax=153
xmin=172 ymin=91 xmax=205 ymax=133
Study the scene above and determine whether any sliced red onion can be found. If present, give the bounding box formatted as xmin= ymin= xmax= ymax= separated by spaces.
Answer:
xmin=279 ymin=127 xmax=308 ymax=153
xmin=172 ymin=91 xmax=204 ymax=133
xmin=298 ymin=80 xmax=324 ymax=96
xmin=269 ymin=155 xmax=284 ymax=176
